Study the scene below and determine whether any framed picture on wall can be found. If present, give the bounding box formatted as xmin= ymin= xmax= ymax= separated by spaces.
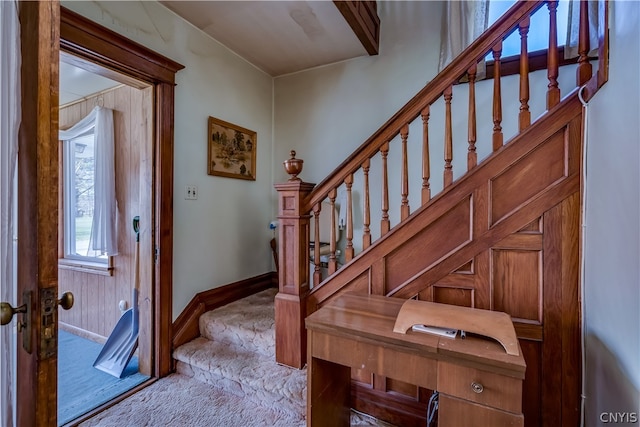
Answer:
xmin=207 ymin=116 xmax=256 ymax=181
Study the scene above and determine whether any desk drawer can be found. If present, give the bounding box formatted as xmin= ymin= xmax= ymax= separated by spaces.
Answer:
xmin=438 ymin=395 xmax=524 ymax=427
xmin=437 ymin=361 xmax=522 ymax=413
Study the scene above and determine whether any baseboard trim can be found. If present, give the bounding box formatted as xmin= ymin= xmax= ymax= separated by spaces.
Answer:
xmin=172 ymin=271 xmax=277 ymax=350
xmin=59 ymin=321 xmax=107 ymax=345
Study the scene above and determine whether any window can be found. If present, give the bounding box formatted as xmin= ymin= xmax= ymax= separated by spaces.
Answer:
xmin=484 ymin=1 xmax=583 ymax=78
xmin=63 ymin=131 xmax=107 ymax=262
xmin=59 ymin=106 xmax=117 ymax=273
xmin=487 ymin=1 xmax=570 ymax=58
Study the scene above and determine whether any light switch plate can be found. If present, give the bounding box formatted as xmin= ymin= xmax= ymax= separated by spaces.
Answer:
xmin=185 ymin=185 xmax=198 ymax=200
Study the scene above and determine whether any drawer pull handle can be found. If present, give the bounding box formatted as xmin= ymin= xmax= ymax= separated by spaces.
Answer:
xmin=471 ymin=382 xmax=484 ymax=394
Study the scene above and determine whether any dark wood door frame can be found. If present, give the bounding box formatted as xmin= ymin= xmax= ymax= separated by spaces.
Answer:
xmin=59 ymin=6 xmax=184 ymax=377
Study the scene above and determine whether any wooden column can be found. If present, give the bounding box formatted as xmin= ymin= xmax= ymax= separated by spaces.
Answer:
xmin=274 ymin=179 xmax=315 ymax=369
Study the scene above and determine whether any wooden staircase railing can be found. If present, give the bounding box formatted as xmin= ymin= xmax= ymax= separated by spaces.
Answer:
xmin=274 ymin=0 xmax=608 ymax=369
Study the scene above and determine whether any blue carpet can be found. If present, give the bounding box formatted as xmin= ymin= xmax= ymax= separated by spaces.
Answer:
xmin=58 ymin=329 xmax=149 ymax=426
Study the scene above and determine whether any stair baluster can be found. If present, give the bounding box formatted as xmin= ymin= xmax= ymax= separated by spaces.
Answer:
xmin=345 ymin=174 xmax=354 ymax=262
xmin=362 ymin=159 xmax=372 ymax=250
xmin=400 ymin=124 xmax=410 ymax=220
xmin=467 ymin=65 xmax=478 ymax=170
xmin=444 ymin=86 xmax=453 ymax=187
xmin=547 ymin=0 xmax=561 ymax=108
xmin=421 ymin=106 xmax=431 ymax=204
xmin=492 ymin=41 xmax=504 ymax=152
xmin=519 ymin=17 xmax=531 ymax=131
xmin=312 ymin=202 xmax=321 ymax=287
xmin=328 ymin=189 xmax=338 ymax=274
xmin=381 ymin=142 xmax=390 ymax=235
xmin=577 ymin=0 xmax=593 ymax=86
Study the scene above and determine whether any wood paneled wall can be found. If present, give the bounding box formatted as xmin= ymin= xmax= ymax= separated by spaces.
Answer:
xmin=306 ymin=93 xmax=584 ymax=427
xmin=58 ymin=84 xmax=153 ymax=341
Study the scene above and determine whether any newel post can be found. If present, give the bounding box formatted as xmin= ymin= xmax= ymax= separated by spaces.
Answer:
xmin=274 ymin=151 xmax=315 ymax=368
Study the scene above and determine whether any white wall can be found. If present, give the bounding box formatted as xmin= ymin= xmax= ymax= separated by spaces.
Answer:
xmin=274 ymin=1 xmax=446 ymax=186
xmin=583 ymin=0 xmax=640 ymax=422
xmin=62 ymin=1 xmax=275 ymax=318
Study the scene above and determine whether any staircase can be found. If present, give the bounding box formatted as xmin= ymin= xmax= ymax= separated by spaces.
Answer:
xmin=273 ymin=1 xmax=609 ymax=426
xmin=173 ymin=289 xmax=306 ymax=422
xmin=173 ymin=288 xmax=391 ymax=426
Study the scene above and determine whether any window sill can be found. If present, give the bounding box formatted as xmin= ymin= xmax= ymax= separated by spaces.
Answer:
xmin=58 ymin=258 xmax=113 ymax=276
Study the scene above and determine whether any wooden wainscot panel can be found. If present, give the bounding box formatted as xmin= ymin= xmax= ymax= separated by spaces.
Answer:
xmin=492 ymin=249 xmax=542 ymax=324
xmin=490 ymin=129 xmax=567 ymax=225
xmin=385 ymin=195 xmax=472 ymax=292
xmin=432 ymin=285 xmax=475 ymax=308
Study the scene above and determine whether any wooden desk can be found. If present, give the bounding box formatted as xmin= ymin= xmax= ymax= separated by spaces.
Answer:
xmin=305 ymin=293 xmax=526 ymax=426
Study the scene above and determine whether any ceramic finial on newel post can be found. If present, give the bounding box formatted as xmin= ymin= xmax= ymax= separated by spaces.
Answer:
xmin=283 ymin=150 xmax=303 ymax=181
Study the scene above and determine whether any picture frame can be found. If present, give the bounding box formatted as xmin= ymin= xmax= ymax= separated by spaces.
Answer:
xmin=207 ymin=116 xmax=256 ymax=181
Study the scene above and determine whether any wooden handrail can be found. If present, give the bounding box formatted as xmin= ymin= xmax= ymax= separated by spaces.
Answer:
xmin=304 ymin=0 xmax=545 ymax=210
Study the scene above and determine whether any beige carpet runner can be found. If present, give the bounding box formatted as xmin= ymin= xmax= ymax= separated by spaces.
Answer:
xmin=82 ymin=288 xmax=390 ymax=426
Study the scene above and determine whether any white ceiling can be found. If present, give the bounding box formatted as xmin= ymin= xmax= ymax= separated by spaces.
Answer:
xmin=159 ymin=0 xmax=368 ymax=76
xmin=59 ymin=61 xmax=121 ymax=106
xmin=59 ymin=1 xmax=371 ymax=104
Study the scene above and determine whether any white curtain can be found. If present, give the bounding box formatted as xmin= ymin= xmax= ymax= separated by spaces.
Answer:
xmin=565 ymin=0 xmax=600 ymax=59
xmin=59 ymin=107 xmax=118 ymax=256
xmin=438 ymin=0 xmax=489 ymax=72
xmin=0 ymin=1 xmax=20 ymax=426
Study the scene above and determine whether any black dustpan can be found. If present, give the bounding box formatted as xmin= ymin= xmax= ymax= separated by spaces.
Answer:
xmin=93 ymin=216 xmax=140 ymax=378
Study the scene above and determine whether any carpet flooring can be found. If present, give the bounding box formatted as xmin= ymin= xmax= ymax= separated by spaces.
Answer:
xmin=58 ymin=329 xmax=149 ymax=426
xmin=80 ymin=288 xmax=394 ymax=426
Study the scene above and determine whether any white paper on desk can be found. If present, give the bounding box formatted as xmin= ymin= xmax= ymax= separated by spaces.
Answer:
xmin=412 ymin=325 xmax=458 ymax=339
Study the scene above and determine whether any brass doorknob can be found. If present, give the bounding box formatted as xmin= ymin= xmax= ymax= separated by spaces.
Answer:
xmin=58 ymin=291 xmax=74 ymax=310
xmin=1 ymin=292 xmax=73 ymax=326
xmin=0 ymin=302 xmax=27 ymax=326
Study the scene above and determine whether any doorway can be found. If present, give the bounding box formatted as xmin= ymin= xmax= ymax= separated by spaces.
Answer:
xmin=59 ymin=6 xmax=184 ymax=387
xmin=57 ymin=55 xmax=153 ymax=425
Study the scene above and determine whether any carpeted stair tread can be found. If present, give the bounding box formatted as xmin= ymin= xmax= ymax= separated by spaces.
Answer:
xmin=172 ymin=288 xmax=394 ymax=426
xmin=199 ymin=288 xmax=277 ymax=357
xmin=173 ymin=337 xmax=306 ymax=417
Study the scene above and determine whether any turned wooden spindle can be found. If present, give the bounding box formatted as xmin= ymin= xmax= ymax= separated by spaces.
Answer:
xmin=380 ymin=142 xmax=390 ymax=235
xmin=547 ymin=0 xmax=560 ymax=109
xmin=467 ymin=64 xmax=478 ymax=170
xmin=492 ymin=41 xmax=504 ymax=152
xmin=362 ymin=159 xmax=371 ymax=250
xmin=328 ymin=189 xmax=338 ymax=274
xmin=576 ymin=0 xmax=593 ymax=86
xmin=443 ymin=86 xmax=453 ymax=187
xmin=344 ymin=174 xmax=354 ymax=262
xmin=400 ymin=124 xmax=410 ymax=220
xmin=312 ymin=203 xmax=321 ymax=286
xmin=421 ymin=106 xmax=431 ymax=204
xmin=519 ymin=17 xmax=531 ymax=131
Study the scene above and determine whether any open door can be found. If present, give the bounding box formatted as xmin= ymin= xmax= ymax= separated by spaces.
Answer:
xmin=10 ymin=1 xmax=63 ymax=425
